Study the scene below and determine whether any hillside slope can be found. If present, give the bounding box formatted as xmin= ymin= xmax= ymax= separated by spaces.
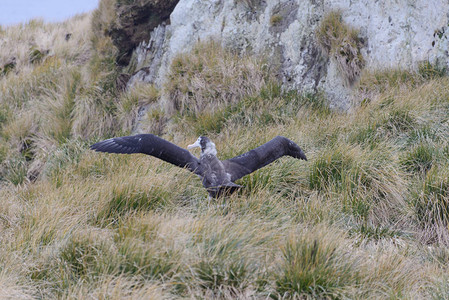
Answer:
xmin=0 ymin=11 xmax=449 ymax=299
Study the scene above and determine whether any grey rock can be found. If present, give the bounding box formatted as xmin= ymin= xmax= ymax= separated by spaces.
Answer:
xmin=126 ymin=0 xmax=449 ymax=110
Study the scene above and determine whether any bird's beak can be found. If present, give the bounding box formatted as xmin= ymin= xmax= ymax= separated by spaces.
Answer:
xmin=187 ymin=140 xmax=201 ymax=150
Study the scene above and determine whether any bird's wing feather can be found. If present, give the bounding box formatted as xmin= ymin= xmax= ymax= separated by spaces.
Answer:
xmin=90 ymin=134 xmax=201 ymax=174
xmin=222 ymin=136 xmax=307 ymax=182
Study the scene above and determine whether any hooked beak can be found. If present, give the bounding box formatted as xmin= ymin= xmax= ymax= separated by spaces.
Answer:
xmin=187 ymin=140 xmax=201 ymax=150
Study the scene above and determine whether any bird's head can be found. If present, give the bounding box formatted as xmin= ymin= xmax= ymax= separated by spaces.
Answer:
xmin=187 ymin=136 xmax=217 ymax=156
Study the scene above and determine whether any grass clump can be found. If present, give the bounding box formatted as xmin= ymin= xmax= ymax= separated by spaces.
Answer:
xmin=400 ymin=142 xmax=438 ymax=174
xmin=358 ymin=60 xmax=448 ymax=95
xmin=308 ymin=143 xmax=408 ymax=226
xmin=95 ymin=182 xmax=168 ymax=226
xmin=116 ymin=83 xmax=159 ymax=133
xmin=358 ymin=68 xmax=420 ymax=94
xmin=417 ymin=60 xmax=448 ymax=80
xmin=413 ymin=165 xmax=449 ymax=226
xmin=41 ymin=139 xmax=89 ymax=183
xmin=38 ymin=69 xmax=81 ymax=144
xmin=178 ymin=82 xmax=329 ymax=136
xmin=114 ymin=232 xmax=180 ymax=281
xmin=308 ymin=146 xmax=352 ymax=191
xmin=0 ymin=58 xmax=16 ymax=76
xmin=380 ymin=107 xmax=416 ymax=134
xmin=29 ymin=48 xmax=49 ymax=65
xmin=174 ymin=215 xmax=272 ymax=298
xmin=350 ymin=223 xmax=401 ymax=242
xmin=165 ymin=40 xmax=270 ymax=116
xmin=349 ymin=101 xmax=417 ymax=146
xmin=274 ymin=227 xmax=357 ymax=298
xmin=192 ymin=258 xmax=249 ymax=294
xmin=2 ymin=155 xmax=28 ymax=185
xmin=270 ymin=14 xmax=283 ymax=26
xmin=58 ymin=233 xmax=115 ymax=280
xmin=316 ymin=11 xmax=365 ymax=85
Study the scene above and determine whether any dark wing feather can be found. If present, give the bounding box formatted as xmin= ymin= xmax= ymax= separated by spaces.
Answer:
xmin=90 ymin=134 xmax=200 ymax=174
xmin=222 ymin=136 xmax=307 ymax=182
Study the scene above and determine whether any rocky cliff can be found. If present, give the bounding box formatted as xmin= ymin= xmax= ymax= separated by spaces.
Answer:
xmin=124 ymin=0 xmax=449 ymax=110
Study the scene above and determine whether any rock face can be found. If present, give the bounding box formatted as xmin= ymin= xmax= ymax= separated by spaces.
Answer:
xmin=106 ymin=0 xmax=179 ymax=65
xmin=126 ymin=0 xmax=449 ymax=110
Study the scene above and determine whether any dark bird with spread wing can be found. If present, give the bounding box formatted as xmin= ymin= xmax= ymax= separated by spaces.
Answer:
xmin=90 ymin=134 xmax=307 ymax=198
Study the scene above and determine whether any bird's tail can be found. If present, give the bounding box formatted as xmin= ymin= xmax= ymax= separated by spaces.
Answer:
xmin=207 ymin=183 xmax=242 ymax=198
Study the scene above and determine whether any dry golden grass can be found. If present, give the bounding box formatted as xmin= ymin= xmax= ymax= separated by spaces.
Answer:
xmin=0 ymin=16 xmax=91 ymax=73
xmin=164 ymin=40 xmax=271 ymax=116
xmin=116 ymin=83 xmax=159 ymax=133
xmin=316 ymin=11 xmax=365 ymax=85
xmin=1 ymin=10 xmax=449 ymax=299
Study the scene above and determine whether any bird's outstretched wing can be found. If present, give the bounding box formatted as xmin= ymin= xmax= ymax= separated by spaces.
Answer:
xmin=222 ymin=136 xmax=307 ymax=182
xmin=90 ymin=134 xmax=201 ymax=174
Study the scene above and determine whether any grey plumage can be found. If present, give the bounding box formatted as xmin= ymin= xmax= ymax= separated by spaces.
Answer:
xmin=90 ymin=134 xmax=307 ymax=198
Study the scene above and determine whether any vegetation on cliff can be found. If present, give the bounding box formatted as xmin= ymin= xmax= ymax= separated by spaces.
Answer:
xmin=91 ymin=0 xmax=179 ymax=65
xmin=0 ymin=10 xmax=449 ymax=299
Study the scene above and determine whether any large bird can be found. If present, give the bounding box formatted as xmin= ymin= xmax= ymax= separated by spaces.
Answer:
xmin=90 ymin=134 xmax=307 ymax=198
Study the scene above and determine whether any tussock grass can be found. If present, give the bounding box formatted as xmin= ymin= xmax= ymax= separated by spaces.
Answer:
xmin=91 ymin=0 xmax=116 ymax=41
xmin=400 ymin=141 xmax=438 ymax=174
xmin=172 ymin=79 xmax=329 ymax=136
xmin=413 ymin=164 xmax=449 ymax=228
xmin=358 ymin=60 xmax=448 ymax=100
xmin=165 ymin=40 xmax=271 ymax=116
xmin=309 ymin=143 xmax=409 ymax=227
xmin=2 ymin=155 xmax=28 ymax=185
xmin=95 ymin=181 xmax=170 ymax=226
xmin=316 ymin=11 xmax=365 ymax=85
xmin=0 ymin=12 xmax=159 ymax=183
xmin=116 ymin=83 xmax=159 ymax=133
xmin=2 ymin=12 xmax=449 ymax=299
xmin=0 ymin=16 xmax=91 ymax=73
xmin=274 ymin=227 xmax=357 ymax=298
xmin=38 ymin=69 xmax=81 ymax=144
xmin=63 ymin=276 xmax=166 ymax=299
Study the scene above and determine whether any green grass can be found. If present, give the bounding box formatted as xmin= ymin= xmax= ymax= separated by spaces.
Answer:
xmin=413 ymin=165 xmax=449 ymax=226
xmin=177 ymin=83 xmax=330 ymax=136
xmin=2 ymin=155 xmax=28 ymax=185
xmin=95 ymin=183 xmax=169 ymax=226
xmin=400 ymin=142 xmax=437 ymax=174
xmin=274 ymin=228 xmax=357 ymax=298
